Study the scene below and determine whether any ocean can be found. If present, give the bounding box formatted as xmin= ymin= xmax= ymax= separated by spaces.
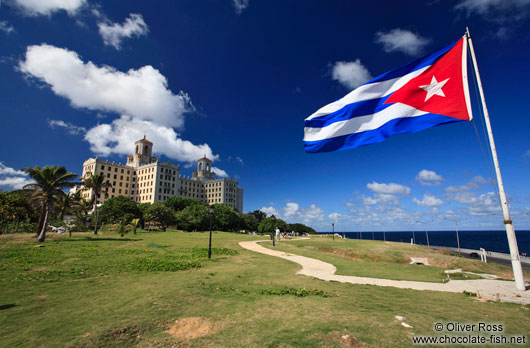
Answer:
xmin=319 ymin=230 xmax=530 ymax=255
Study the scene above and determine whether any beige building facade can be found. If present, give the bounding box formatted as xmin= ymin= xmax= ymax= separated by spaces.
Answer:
xmin=81 ymin=137 xmax=243 ymax=212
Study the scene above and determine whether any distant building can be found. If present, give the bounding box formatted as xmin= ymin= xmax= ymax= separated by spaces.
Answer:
xmin=80 ymin=137 xmax=243 ymax=212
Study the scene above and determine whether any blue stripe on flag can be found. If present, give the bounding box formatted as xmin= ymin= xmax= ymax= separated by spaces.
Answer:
xmin=305 ymin=95 xmax=392 ymax=128
xmin=367 ymin=39 xmax=460 ymax=84
xmin=303 ymin=113 xmax=464 ymax=153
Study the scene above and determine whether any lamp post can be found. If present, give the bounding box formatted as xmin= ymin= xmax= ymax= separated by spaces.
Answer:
xmin=332 ymin=223 xmax=335 ymax=240
xmin=416 ymin=220 xmax=430 ymax=248
xmin=208 ymin=206 xmax=214 ymax=259
xmin=444 ymin=217 xmax=463 ymax=256
xmin=411 ymin=223 xmax=416 ymax=245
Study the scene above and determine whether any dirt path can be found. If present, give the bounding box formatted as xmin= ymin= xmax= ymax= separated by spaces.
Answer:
xmin=239 ymin=239 xmax=530 ymax=305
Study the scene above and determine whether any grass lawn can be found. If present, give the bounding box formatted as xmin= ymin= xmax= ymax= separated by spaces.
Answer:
xmin=0 ymin=231 xmax=528 ymax=348
xmin=268 ymin=236 xmax=530 ymax=283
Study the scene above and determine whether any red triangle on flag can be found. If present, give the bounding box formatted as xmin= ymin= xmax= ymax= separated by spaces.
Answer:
xmin=384 ymin=38 xmax=471 ymax=121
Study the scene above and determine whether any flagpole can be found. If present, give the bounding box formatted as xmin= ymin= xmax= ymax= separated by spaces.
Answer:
xmin=465 ymin=28 xmax=526 ymax=291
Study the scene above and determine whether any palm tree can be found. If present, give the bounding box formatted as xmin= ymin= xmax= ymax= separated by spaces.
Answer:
xmin=22 ymin=166 xmax=78 ymax=242
xmin=81 ymin=173 xmax=112 ymax=235
xmin=71 ymin=196 xmax=92 ymax=237
xmin=55 ymin=191 xmax=80 ymax=223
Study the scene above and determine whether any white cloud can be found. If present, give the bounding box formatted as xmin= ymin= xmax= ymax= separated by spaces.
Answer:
xmin=84 ymin=115 xmax=217 ymax=163
xmin=48 ymin=119 xmax=86 ymax=135
xmin=374 ymin=28 xmax=430 ymax=56
xmin=0 ymin=163 xmax=25 ymax=176
xmin=0 ymin=162 xmax=33 ymax=190
xmin=19 ymin=44 xmax=217 ymax=164
xmin=260 ymin=206 xmax=279 ymax=217
xmin=10 ymin=0 xmax=86 ymax=16
xmin=367 ymin=182 xmax=411 ymax=195
xmin=233 ymin=0 xmax=250 ymax=14
xmin=445 ymin=176 xmax=488 ymax=192
xmin=328 ymin=212 xmax=348 ymax=222
xmin=300 ymin=204 xmax=325 ymax=222
xmin=469 ymin=192 xmax=501 ymax=215
xmin=283 ymin=202 xmax=299 ymax=218
xmin=331 ymin=59 xmax=373 ymax=89
xmin=279 ymin=202 xmax=325 ymax=223
xmin=416 ymin=169 xmax=443 ymax=186
xmin=362 ymin=182 xmax=411 ymax=206
xmin=19 ymin=44 xmax=191 ymax=129
xmin=235 ymin=156 xmax=244 ymax=165
xmin=98 ymin=13 xmax=148 ymax=50
xmin=455 ymin=0 xmax=530 ymax=16
xmin=0 ymin=21 xmax=15 ymax=34
xmin=362 ymin=195 xmax=378 ymax=206
xmin=211 ymin=167 xmax=228 ymax=178
xmin=446 ymin=191 xmax=479 ymax=204
xmin=413 ymin=194 xmax=443 ymax=207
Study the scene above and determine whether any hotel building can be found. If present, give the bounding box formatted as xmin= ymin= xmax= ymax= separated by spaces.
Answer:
xmin=80 ymin=137 xmax=243 ymax=212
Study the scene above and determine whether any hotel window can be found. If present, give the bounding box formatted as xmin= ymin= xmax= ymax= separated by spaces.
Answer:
xmin=114 ymin=168 xmax=118 ymax=172
xmin=121 ymin=169 xmax=124 ymax=173
xmin=119 ymin=189 xmax=122 ymax=194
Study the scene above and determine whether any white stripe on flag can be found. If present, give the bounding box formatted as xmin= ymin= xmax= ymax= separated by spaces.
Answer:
xmin=303 ymin=103 xmax=428 ymax=142
xmin=305 ymin=66 xmax=430 ymax=121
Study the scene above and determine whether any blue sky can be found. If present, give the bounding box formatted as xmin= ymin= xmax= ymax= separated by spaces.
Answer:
xmin=1 ymin=0 xmax=530 ymax=232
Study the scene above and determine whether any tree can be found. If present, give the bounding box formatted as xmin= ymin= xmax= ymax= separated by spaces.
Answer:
xmin=249 ymin=210 xmax=267 ymax=223
xmin=137 ymin=203 xmax=151 ymax=228
xmin=0 ymin=191 xmax=37 ymax=234
xmin=241 ymin=213 xmax=259 ymax=232
xmin=287 ymin=223 xmax=316 ymax=234
xmin=164 ymin=196 xmax=202 ymax=212
xmin=144 ymin=202 xmax=175 ymax=231
xmin=81 ymin=173 xmax=112 ymax=235
xmin=212 ymin=203 xmax=241 ymax=232
xmin=99 ymin=196 xmax=140 ymax=225
xmin=257 ymin=216 xmax=288 ymax=234
xmin=55 ymin=191 xmax=80 ymax=223
xmin=175 ymin=203 xmax=209 ymax=231
xmin=22 ymin=166 xmax=77 ymax=242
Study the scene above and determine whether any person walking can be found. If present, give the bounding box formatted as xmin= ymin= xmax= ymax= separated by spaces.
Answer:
xmin=275 ymin=226 xmax=280 ymax=243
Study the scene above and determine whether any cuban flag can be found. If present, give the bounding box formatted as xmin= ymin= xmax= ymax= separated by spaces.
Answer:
xmin=303 ymin=36 xmax=472 ymax=153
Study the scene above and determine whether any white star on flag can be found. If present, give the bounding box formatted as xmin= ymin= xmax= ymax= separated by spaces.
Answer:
xmin=419 ymin=76 xmax=450 ymax=102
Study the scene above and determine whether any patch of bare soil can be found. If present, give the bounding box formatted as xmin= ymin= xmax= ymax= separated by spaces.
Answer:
xmin=309 ymin=332 xmax=369 ymax=348
xmin=166 ymin=317 xmax=216 ymax=340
